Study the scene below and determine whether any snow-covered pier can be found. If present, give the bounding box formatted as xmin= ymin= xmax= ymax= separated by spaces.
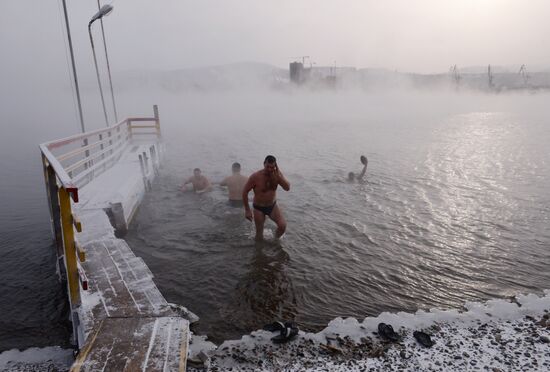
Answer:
xmin=39 ymin=106 xmax=189 ymax=371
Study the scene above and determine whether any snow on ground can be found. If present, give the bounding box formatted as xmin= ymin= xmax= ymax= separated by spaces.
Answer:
xmin=74 ymin=209 xmax=116 ymax=244
xmin=76 ymin=144 xmax=152 ymax=225
xmin=0 ymin=346 xmax=74 ymax=372
xmin=188 ymin=290 xmax=550 ymax=371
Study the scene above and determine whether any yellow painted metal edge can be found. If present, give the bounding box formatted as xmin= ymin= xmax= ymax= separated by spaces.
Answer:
xmin=72 ymin=213 xmax=82 ymax=232
xmin=179 ymin=320 xmax=189 ymax=372
xmin=70 ymin=319 xmax=105 ymax=372
xmin=59 ymin=188 xmax=79 ymax=305
xmin=75 ymin=241 xmax=85 ymax=262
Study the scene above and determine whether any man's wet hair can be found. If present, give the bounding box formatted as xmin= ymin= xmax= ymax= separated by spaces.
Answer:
xmin=264 ymin=155 xmax=276 ymax=164
xmin=232 ymin=162 xmax=241 ymax=171
xmin=194 ymin=168 xmax=201 ymax=172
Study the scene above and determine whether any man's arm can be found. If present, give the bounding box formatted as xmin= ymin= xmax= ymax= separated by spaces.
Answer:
xmin=242 ymin=174 xmax=255 ymax=220
xmin=181 ymin=177 xmax=192 ymax=190
xmin=358 ymin=163 xmax=367 ymax=179
xmin=275 ymin=166 xmax=290 ymax=191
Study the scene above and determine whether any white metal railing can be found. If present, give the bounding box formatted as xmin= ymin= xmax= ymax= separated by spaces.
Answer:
xmin=40 ymin=106 xmax=160 ymax=190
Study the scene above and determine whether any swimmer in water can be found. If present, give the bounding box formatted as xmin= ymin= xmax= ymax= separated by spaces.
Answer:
xmin=348 ymin=155 xmax=368 ymax=182
xmin=182 ymin=168 xmax=212 ymax=193
xmin=220 ymin=162 xmax=248 ymax=206
xmin=242 ymin=155 xmax=290 ymax=240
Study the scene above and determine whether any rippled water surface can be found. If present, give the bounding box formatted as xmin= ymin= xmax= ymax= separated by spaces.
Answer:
xmin=0 ymin=107 xmax=75 ymax=352
xmin=2 ymin=91 xmax=549 ymax=351
xmin=126 ymin=93 xmax=550 ymax=343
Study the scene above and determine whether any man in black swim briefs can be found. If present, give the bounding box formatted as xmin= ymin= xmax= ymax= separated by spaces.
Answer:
xmin=242 ymin=155 xmax=290 ymax=240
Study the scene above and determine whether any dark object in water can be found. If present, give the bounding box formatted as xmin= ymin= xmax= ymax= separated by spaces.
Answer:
xmin=413 ymin=330 xmax=435 ymax=347
xmin=360 ymin=155 xmax=368 ymax=165
xmin=377 ymin=323 xmax=399 ymax=342
xmin=271 ymin=322 xmax=299 ymax=344
xmin=263 ymin=321 xmax=285 ymax=333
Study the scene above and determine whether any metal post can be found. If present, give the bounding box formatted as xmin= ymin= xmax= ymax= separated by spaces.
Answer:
xmin=138 ymin=154 xmax=147 ymax=190
xmin=88 ymin=23 xmax=109 ymax=126
xmin=108 ymin=130 xmax=113 ymax=156
xmin=99 ymin=133 xmax=105 ymax=158
xmin=59 ymin=187 xmax=80 ymax=307
xmin=153 ymin=105 xmax=161 ymax=139
xmin=97 ymin=0 xmax=118 ymax=122
xmin=42 ymin=155 xmax=68 ymax=284
xmin=61 ymin=0 xmax=86 ymax=133
xmin=143 ymin=152 xmax=152 ymax=190
xmin=142 ymin=152 xmax=149 ymax=175
xmin=44 ymin=161 xmax=63 ymax=257
xmin=86 ymin=138 xmax=94 ymax=185
xmin=83 ymin=138 xmax=90 ymax=170
xmin=150 ymin=145 xmax=158 ymax=175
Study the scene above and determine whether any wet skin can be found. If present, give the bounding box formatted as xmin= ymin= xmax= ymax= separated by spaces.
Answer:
xmin=242 ymin=161 xmax=290 ymax=240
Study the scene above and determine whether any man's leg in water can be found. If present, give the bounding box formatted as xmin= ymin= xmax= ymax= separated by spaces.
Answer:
xmin=269 ymin=204 xmax=287 ymax=238
xmin=253 ymin=208 xmax=266 ymax=241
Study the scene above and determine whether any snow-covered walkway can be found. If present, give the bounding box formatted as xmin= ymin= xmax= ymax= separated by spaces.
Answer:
xmin=70 ymin=144 xmax=189 ymax=371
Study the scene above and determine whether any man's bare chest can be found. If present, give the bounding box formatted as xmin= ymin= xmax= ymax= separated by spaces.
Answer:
xmin=255 ymin=175 xmax=277 ymax=193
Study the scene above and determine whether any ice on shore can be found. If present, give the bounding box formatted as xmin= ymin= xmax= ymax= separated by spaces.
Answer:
xmin=0 ymin=346 xmax=73 ymax=372
xmin=189 ymin=290 xmax=550 ymax=371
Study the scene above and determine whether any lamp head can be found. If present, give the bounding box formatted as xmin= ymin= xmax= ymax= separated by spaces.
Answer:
xmin=90 ymin=4 xmax=114 ymax=24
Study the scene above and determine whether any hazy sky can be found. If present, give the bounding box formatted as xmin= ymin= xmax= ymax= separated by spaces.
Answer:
xmin=1 ymin=0 xmax=550 ymax=83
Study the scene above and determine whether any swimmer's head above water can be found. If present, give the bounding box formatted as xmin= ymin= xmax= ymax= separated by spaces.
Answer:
xmin=232 ymin=162 xmax=241 ymax=174
xmin=193 ymin=168 xmax=201 ymax=177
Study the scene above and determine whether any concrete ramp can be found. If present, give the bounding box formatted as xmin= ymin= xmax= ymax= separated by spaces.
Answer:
xmin=78 ymin=236 xmax=174 ymax=333
xmin=72 ymin=212 xmax=190 ymax=371
xmin=71 ymin=316 xmax=188 ymax=372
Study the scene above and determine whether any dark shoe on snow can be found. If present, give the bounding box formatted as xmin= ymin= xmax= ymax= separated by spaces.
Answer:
xmin=271 ymin=323 xmax=299 ymax=344
xmin=263 ymin=321 xmax=285 ymax=333
xmin=377 ymin=323 xmax=399 ymax=342
xmin=413 ymin=330 xmax=434 ymax=347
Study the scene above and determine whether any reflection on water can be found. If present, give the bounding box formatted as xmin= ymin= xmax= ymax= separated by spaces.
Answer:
xmin=126 ymin=110 xmax=550 ymax=343
xmin=221 ymin=241 xmax=297 ymax=331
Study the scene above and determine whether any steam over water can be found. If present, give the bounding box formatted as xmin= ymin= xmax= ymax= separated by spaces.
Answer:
xmin=125 ymin=92 xmax=550 ymax=343
xmin=1 ymin=90 xmax=549 ymax=351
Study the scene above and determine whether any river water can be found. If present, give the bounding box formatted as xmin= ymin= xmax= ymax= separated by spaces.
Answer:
xmin=124 ymin=91 xmax=550 ymax=343
xmin=1 ymin=90 xmax=549 ymax=351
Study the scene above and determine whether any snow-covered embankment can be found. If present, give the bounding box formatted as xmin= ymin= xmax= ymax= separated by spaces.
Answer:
xmin=189 ymin=290 xmax=550 ymax=371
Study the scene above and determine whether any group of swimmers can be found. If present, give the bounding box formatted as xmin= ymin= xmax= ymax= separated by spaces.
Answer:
xmin=182 ymin=155 xmax=367 ymax=240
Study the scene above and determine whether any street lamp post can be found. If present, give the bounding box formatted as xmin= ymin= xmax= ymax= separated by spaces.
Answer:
xmin=61 ymin=0 xmax=86 ymax=133
xmin=88 ymin=4 xmax=113 ymax=127
xmin=96 ymin=0 xmax=118 ymax=122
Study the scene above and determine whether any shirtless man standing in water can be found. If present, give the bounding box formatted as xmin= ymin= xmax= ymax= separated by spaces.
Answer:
xmin=242 ymin=155 xmax=290 ymax=240
xmin=220 ymin=162 xmax=248 ymax=206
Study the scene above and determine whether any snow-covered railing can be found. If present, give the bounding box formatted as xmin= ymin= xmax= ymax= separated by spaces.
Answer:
xmin=40 ymin=105 xmax=160 ymax=190
xmin=38 ymin=105 xmax=160 ymax=344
